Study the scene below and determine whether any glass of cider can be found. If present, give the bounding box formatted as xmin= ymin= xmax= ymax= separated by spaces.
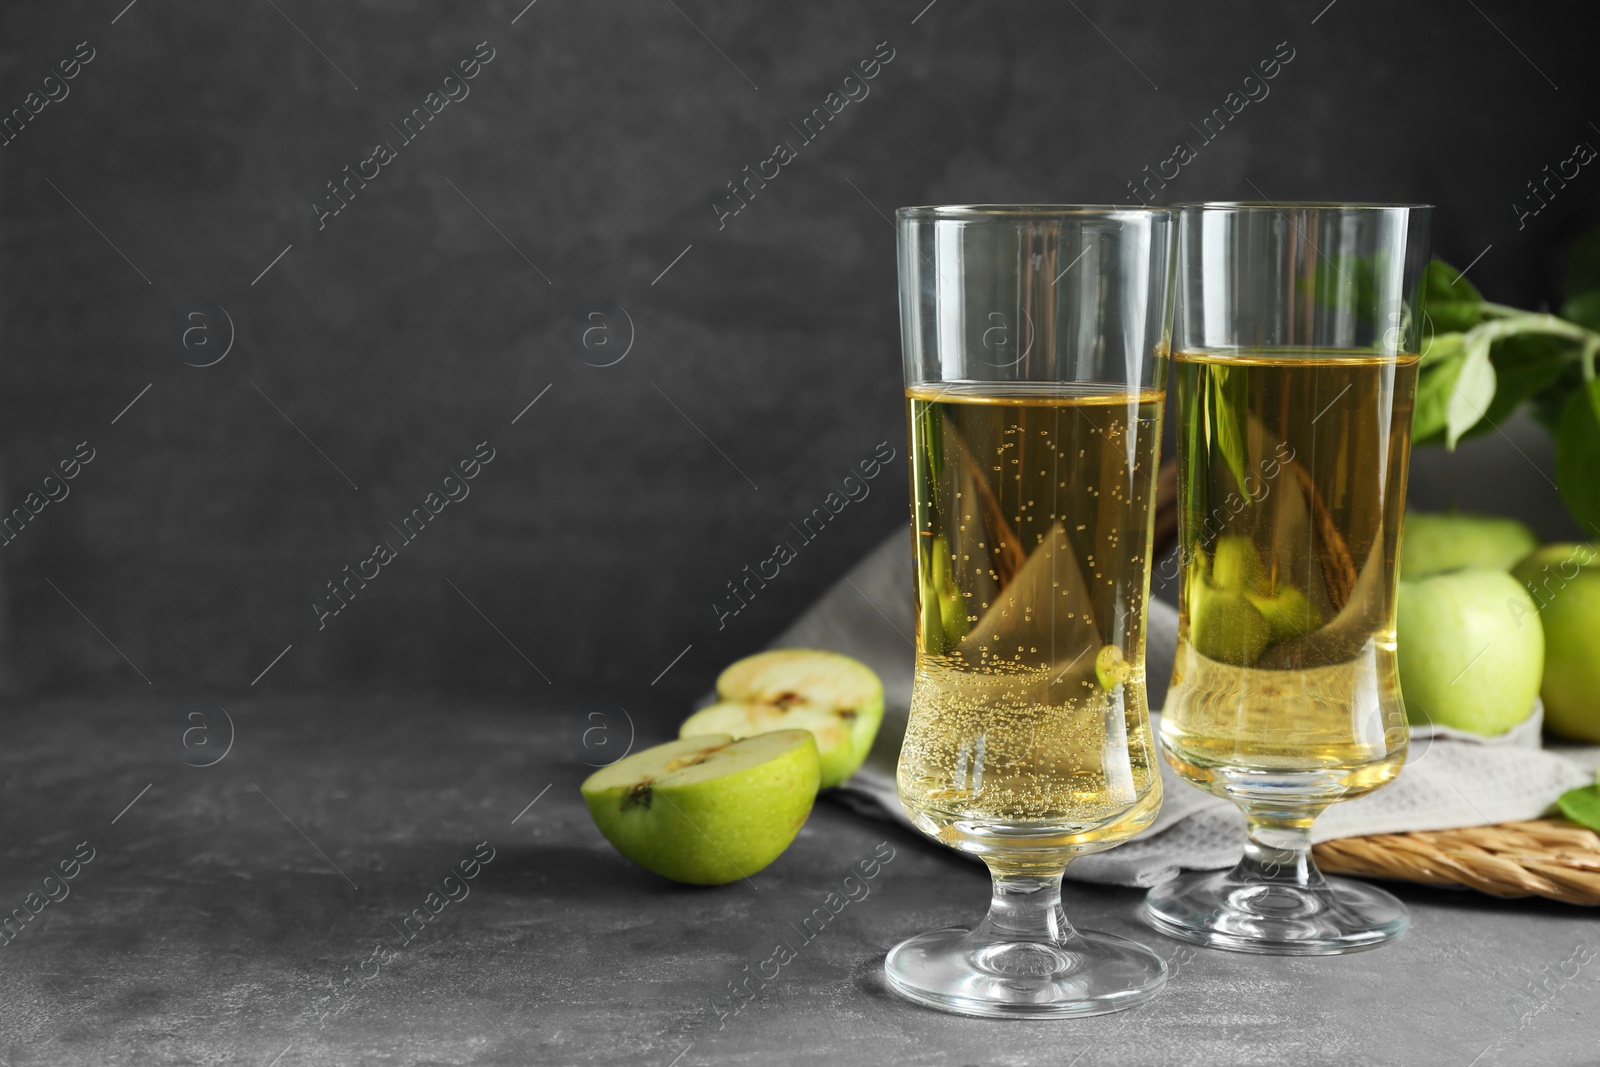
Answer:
xmin=1143 ymin=202 xmax=1433 ymax=954
xmin=885 ymin=206 xmax=1176 ymax=1017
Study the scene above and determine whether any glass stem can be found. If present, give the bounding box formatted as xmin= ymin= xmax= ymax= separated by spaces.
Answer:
xmin=974 ymin=867 xmax=1076 ymax=945
xmin=1236 ymin=814 xmax=1325 ymax=889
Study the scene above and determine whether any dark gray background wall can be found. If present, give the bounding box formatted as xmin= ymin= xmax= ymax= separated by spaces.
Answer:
xmin=2 ymin=0 xmax=1595 ymax=714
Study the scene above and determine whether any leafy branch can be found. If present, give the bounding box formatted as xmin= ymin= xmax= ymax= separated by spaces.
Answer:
xmin=1415 ymin=226 xmax=1600 ymax=536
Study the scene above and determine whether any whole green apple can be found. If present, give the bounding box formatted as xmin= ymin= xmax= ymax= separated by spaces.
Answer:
xmin=1397 ymin=569 xmax=1544 ymax=736
xmin=582 ymin=731 xmax=820 ymax=885
xmin=1512 ymin=543 xmax=1600 ymax=742
xmin=1400 ymin=510 xmax=1539 ymax=579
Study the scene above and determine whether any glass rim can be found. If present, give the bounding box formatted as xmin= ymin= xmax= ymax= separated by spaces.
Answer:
xmin=1174 ymin=200 xmax=1434 ymax=211
xmin=896 ymin=204 xmax=1170 ymax=220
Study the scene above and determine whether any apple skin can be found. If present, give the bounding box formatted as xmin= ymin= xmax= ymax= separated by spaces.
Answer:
xmin=581 ymin=732 xmax=820 ymax=885
xmin=1247 ymin=585 xmax=1322 ymax=642
xmin=1397 ymin=569 xmax=1544 ymax=736
xmin=1211 ymin=534 xmax=1266 ymax=593
xmin=1188 ymin=582 xmax=1271 ymax=667
xmin=1400 ymin=511 xmax=1540 ymax=579
xmin=1513 ymin=543 xmax=1600 ymax=742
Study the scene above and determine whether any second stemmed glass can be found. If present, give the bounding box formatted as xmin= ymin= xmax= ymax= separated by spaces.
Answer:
xmin=1144 ymin=202 xmax=1432 ymax=954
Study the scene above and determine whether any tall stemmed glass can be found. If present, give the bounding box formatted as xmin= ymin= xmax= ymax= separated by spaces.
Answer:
xmin=886 ymin=206 xmax=1175 ymax=1017
xmin=1144 ymin=202 xmax=1432 ymax=954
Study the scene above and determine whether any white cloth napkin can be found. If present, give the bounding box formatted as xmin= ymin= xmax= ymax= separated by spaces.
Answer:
xmin=765 ymin=529 xmax=1600 ymax=888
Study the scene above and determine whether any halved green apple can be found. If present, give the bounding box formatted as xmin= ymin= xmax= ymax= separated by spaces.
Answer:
xmin=581 ymin=731 xmax=819 ymax=885
xmin=679 ymin=650 xmax=884 ymax=788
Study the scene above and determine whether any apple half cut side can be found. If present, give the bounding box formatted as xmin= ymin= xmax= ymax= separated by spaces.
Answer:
xmin=581 ymin=731 xmax=820 ymax=885
xmin=681 ymin=649 xmax=885 ymax=788
xmin=681 ymin=699 xmax=862 ymax=788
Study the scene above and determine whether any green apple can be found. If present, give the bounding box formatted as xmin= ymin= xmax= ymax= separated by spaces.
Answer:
xmin=1095 ymin=644 xmax=1130 ymax=690
xmin=1400 ymin=510 xmax=1540 ymax=578
xmin=1188 ymin=581 xmax=1271 ymax=667
xmin=682 ymin=700 xmax=864 ymax=787
xmin=1513 ymin=543 xmax=1600 ymax=742
xmin=1211 ymin=534 xmax=1267 ymax=593
xmin=1246 ymin=584 xmax=1322 ymax=643
xmin=681 ymin=649 xmax=883 ymax=788
xmin=1397 ymin=569 xmax=1544 ymax=736
xmin=1201 ymin=537 xmax=1320 ymax=647
xmin=581 ymin=731 xmax=819 ymax=885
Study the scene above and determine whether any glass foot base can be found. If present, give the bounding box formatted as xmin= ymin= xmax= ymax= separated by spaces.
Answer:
xmin=1143 ymin=868 xmax=1409 ymax=955
xmin=884 ymin=925 xmax=1168 ymax=1019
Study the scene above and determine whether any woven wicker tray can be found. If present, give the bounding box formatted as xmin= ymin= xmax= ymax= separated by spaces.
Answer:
xmin=1313 ymin=819 xmax=1600 ymax=906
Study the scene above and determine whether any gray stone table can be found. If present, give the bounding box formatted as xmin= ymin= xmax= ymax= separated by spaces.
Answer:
xmin=2 ymin=695 xmax=1596 ymax=1066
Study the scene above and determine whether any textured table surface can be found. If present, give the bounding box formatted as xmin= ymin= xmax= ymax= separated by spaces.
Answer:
xmin=2 ymin=695 xmax=1596 ymax=1067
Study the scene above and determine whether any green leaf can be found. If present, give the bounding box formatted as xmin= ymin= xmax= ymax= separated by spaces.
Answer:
xmin=1560 ymin=226 xmax=1600 ymax=332
xmin=1563 ymin=290 xmax=1600 ymax=334
xmin=1421 ymin=260 xmax=1485 ymax=334
xmin=1423 ymin=259 xmax=1483 ymax=304
xmin=1529 ymin=365 xmax=1583 ymax=434
xmin=1445 ymin=331 xmax=1496 ymax=448
xmin=1208 ymin=365 xmax=1255 ymax=500
xmin=1554 ymin=380 xmax=1600 ymax=536
xmin=1452 ymin=332 xmax=1574 ymax=444
xmin=1419 ymin=330 xmax=1466 ymax=368
xmin=1412 ymin=350 xmax=1466 ymax=445
xmin=1298 ymin=253 xmax=1382 ymax=321
xmin=1556 ymin=784 xmax=1600 ymax=833
xmin=1584 ymin=335 xmax=1600 ymax=426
